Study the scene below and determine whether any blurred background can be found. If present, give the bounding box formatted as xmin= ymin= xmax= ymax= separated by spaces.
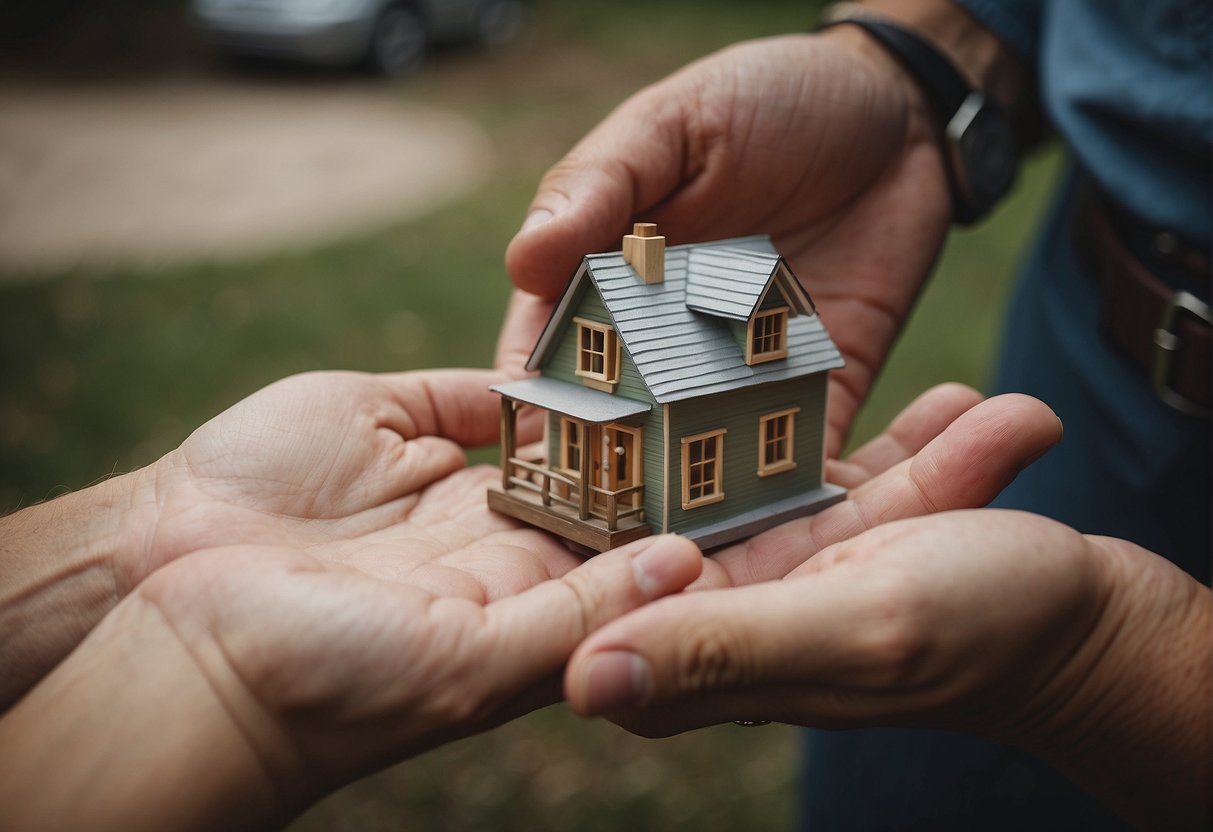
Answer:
xmin=0 ymin=0 xmax=1059 ymax=828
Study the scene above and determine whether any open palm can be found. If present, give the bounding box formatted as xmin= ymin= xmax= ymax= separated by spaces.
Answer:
xmin=124 ymin=369 xmax=579 ymax=596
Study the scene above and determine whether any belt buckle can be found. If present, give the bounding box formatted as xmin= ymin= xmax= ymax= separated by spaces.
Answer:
xmin=1152 ymin=290 xmax=1211 ymax=417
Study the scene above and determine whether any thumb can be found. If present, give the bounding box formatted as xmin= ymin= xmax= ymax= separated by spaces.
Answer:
xmin=563 ymin=572 xmax=863 ymax=719
xmin=505 ymin=87 xmax=690 ymax=298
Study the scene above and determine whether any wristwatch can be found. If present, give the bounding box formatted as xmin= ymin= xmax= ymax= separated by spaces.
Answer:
xmin=818 ymin=3 xmax=1019 ymax=225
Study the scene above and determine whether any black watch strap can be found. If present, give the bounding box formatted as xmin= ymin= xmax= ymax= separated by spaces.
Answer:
xmin=819 ymin=13 xmax=970 ymax=131
xmin=816 ymin=5 xmax=1016 ymax=224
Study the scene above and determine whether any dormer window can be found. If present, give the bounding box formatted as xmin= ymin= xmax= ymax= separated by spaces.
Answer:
xmin=747 ymin=306 xmax=789 ymax=364
xmin=575 ymin=317 xmax=621 ymax=391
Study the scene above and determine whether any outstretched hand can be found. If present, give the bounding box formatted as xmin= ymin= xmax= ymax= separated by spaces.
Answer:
xmin=562 ymin=395 xmax=1211 ymax=829
xmin=130 ymin=368 xmax=528 ymax=586
xmin=2 ymin=368 xmax=568 ymax=707
xmin=559 ymin=389 xmax=1086 ymax=733
xmin=499 ymin=32 xmax=950 ymax=454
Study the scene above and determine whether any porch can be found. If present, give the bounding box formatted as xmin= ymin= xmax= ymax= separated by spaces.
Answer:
xmin=489 ymin=377 xmax=653 ymax=552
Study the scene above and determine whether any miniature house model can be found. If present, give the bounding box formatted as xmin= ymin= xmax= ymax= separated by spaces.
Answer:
xmin=488 ymin=224 xmax=846 ymax=551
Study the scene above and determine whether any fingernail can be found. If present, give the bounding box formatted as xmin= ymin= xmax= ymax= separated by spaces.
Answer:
xmin=580 ymin=650 xmax=652 ymax=714
xmin=631 ymin=534 xmax=692 ymax=598
xmin=520 ymin=209 xmax=553 ymax=233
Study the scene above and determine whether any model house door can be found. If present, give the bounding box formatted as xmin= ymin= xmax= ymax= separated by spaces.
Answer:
xmin=591 ymin=425 xmax=640 ymax=507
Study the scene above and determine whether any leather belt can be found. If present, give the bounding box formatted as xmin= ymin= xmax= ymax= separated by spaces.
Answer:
xmin=1075 ymin=185 xmax=1211 ymax=417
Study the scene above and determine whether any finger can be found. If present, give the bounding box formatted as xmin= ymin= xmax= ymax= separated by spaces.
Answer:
xmin=374 ymin=368 xmax=510 ymax=448
xmin=470 ymin=534 xmax=703 ymax=697
xmin=504 ymin=88 xmax=687 ymax=297
xmin=565 ymin=571 xmax=871 ymax=718
xmin=711 ymin=393 xmax=1062 ymax=584
xmin=827 ymin=383 xmax=985 ymax=489
xmin=494 ymin=290 xmax=554 ymax=377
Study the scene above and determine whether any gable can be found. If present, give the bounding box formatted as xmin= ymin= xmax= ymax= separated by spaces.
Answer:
xmin=526 ymin=259 xmax=590 ymax=372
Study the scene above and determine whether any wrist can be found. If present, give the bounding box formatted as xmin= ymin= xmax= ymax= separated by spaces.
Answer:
xmin=816 ymin=25 xmax=938 ymax=149
xmin=0 ymin=590 xmax=282 ymax=831
xmin=1021 ymin=538 xmax=1212 ymax=827
xmin=0 ymin=465 xmax=162 ymax=707
xmin=818 ymin=2 xmax=1024 ymax=224
xmin=846 ymin=0 xmax=1027 ymax=114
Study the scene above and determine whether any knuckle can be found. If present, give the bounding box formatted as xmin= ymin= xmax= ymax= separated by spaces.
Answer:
xmin=424 ymin=680 xmax=490 ymax=727
xmin=541 ymin=148 xmax=598 ymax=188
xmin=675 ymin=626 xmax=751 ymax=693
xmin=559 ymin=568 xmax=611 ymax=634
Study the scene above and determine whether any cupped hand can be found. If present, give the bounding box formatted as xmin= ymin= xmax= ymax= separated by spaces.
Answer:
xmin=559 ymin=385 xmax=1211 ymax=828
xmin=562 ymin=508 xmax=1213 ymax=828
xmin=121 ymin=368 xmax=552 ymax=591
xmin=3 ymin=367 xmax=568 ymax=710
xmin=500 ymin=32 xmax=950 ymax=454
xmin=561 ymin=385 xmax=1095 ymax=733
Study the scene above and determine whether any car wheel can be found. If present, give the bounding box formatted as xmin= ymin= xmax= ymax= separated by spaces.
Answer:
xmin=368 ymin=4 xmax=427 ymax=77
xmin=472 ymin=0 xmax=526 ymax=48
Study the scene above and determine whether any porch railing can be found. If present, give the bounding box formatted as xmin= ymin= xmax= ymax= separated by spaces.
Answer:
xmin=503 ymin=457 xmax=645 ymax=531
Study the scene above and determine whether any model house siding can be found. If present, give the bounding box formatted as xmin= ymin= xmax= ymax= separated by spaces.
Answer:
xmin=665 ymin=373 xmax=827 ymax=536
xmin=542 ymin=282 xmax=665 ymax=532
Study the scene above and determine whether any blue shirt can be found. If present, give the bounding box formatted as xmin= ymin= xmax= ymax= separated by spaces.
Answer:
xmin=959 ymin=0 xmax=1211 ymax=245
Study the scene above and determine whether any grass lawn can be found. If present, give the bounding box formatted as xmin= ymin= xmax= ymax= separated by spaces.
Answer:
xmin=0 ymin=1 xmax=1061 ymax=828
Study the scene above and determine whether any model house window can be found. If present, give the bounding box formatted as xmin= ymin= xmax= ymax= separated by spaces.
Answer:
xmin=747 ymin=307 xmax=789 ymax=364
xmin=757 ymin=407 xmax=799 ymax=476
xmin=682 ymin=429 xmax=726 ymax=509
xmin=561 ymin=418 xmax=583 ymax=471
xmin=575 ymin=317 xmax=621 ymax=389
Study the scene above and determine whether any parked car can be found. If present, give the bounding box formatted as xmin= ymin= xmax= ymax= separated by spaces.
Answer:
xmin=193 ymin=0 xmax=527 ymax=76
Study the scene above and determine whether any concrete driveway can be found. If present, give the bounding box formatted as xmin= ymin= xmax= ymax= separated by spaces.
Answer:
xmin=0 ymin=80 xmax=492 ymax=276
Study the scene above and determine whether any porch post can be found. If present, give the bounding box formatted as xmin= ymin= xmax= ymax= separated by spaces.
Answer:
xmin=578 ymin=420 xmax=591 ymax=520
xmin=500 ymin=397 xmax=516 ymax=491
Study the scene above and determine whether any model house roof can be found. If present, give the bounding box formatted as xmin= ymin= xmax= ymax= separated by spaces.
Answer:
xmin=527 ymin=234 xmax=844 ymax=404
xmin=684 ymin=246 xmax=815 ymax=321
xmin=490 ymin=376 xmax=651 ymax=423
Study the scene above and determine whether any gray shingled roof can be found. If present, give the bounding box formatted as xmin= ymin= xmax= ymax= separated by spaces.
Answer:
xmin=529 ymin=235 xmax=844 ymax=404
xmin=684 ymin=246 xmax=813 ymax=320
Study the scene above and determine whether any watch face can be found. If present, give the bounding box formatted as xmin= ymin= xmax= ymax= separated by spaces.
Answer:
xmin=946 ymin=92 xmax=1018 ymax=221
xmin=957 ymin=103 xmax=1017 ymax=207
